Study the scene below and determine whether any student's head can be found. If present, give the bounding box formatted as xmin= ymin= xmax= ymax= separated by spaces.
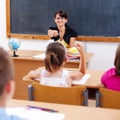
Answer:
xmin=0 ymin=47 xmax=15 ymax=103
xmin=114 ymin=44 xmax=120 ymax=75
xmin=54 ymin=10 xmax=68 ymax=26
xmin=44 ymin=42 xmax=67 ymax=72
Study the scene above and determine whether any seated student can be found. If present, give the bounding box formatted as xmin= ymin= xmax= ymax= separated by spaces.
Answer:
xmin=27 ymin=42 xmax=86 ymax=87
xmin=48 ymin=9 xmax=77 ymax=48
xmin=0 ymin=47 xmax=22 ymax=120
xmin=0 ymin=47 xmax=64 ymax=119
xmin=101 ymin=43 xmax=120 ymax=91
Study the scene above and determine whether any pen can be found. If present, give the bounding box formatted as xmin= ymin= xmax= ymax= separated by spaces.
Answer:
xmin=27 ymin=105 xmax=58 ymax=113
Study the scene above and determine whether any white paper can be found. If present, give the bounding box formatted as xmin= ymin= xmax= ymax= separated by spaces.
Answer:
xmin=33 ymin=53 xmax=46 ymax=59
xmin=72 ymin=74 xmax=91 ymax=85
xmin=6 ymin=107 xmax=65 ymax=120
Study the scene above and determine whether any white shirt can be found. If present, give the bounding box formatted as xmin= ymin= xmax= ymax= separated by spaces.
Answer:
xmin=40 ymin=69 xmax=69 ymax=87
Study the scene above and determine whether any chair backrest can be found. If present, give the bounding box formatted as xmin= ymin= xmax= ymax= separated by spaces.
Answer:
xmin=28 ymin=83 xmax=88 ymax=106
xmin=96 ymin=87 xmax=120 ymax=109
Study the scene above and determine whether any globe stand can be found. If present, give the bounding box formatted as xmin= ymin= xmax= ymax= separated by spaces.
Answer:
xmin=12 ymin=51 xmax=19 ymax=57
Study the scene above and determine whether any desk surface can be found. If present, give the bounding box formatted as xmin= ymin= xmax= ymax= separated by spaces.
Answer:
xmin=84 ymin=69 xmax=104 ymax=89
xmin=23 ymin=69 xmax=105 ymax=89
xmin=9 ymin=50 xmax=93 ymax=63
xmin=7 ymin=99 xmax=120 ymax=120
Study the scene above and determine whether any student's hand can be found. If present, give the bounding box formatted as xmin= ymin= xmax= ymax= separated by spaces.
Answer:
xmin=27 ymin=70 xmax=40 ymax=79
xmin=75 ymin=44 xmax=84 ymax=55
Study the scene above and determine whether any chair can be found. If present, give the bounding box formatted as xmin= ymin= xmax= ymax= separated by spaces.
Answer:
xmin=96 ymin=87 xmax=120 ymax=109
xmin=28 ymin=83 xmax=88 ymax=106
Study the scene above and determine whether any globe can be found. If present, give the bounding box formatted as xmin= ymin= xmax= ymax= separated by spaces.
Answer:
xmin=8 ymin=38 xmax=21 ymax=57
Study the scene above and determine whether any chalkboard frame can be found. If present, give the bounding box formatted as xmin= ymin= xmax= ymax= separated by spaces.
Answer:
xmin=6 ymin=0 xmax=120 ymax=42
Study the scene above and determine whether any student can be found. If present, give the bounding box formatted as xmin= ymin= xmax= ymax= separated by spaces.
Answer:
xmin=0 ymin=47 xmax=64 ymax=119
xmin=27 ymin=42 xmax=86 ymax=87
xmin=0 ymin=47 xmax=22 ymax=119
xmin=48 ymin=9 xmax=77 ymax=48
xmin=101 ymin=43 xmax=120 ymax=91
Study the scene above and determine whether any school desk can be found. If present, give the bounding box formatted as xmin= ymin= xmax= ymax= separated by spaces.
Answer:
xmin=8 ymin=50 xmax=93 ymax=100
xmin=7 ymin=99 xmax=120 ymax=120
xmin=74 ymin=70 xmax=105 ymax=99
xmin=9 ymin=50 xmax=93 ymax=69
xmin=23 ymin=69 xmax=105 ymax=89
xmin=23 ymin=69 xmax=105 ymax=99
xmin=74 ymin=70 xmax=105 ymax=89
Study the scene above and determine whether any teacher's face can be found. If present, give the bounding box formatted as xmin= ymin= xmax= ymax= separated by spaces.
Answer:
xmin=54 ymin=14 xmax=68 ymax=27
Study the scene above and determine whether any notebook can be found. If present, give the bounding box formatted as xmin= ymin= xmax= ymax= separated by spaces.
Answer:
xmin=33 ymin=53 xmax=46 ymax=59
xmin=72 ymin=74 xmax=91 ymax=85
xmin=6 ymin=107 xmax=65 ymax=120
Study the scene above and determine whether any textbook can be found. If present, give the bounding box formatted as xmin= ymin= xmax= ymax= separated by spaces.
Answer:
xmin=6 ymin=107 xmax=65 ymax=120
xmin=33 ymin=53 xmax=46 ymax=59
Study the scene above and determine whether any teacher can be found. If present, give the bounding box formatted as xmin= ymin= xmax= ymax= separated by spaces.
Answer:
xmin=48 ymin=10 xmax=77 ymax=48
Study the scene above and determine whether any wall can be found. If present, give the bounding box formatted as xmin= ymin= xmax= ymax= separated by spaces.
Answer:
xmin=0 ymin=0 xmax=119 ymax=70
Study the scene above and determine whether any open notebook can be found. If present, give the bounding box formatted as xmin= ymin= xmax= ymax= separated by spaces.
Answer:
xmin=33 ymin=53 xmax=46 ymax=59
xmin=6 ymin=107 xmax=65 ymax=120
xmin=72 ymin=74 xmax=91 ymax=85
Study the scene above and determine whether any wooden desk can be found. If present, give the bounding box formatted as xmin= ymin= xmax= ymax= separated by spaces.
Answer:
xmin=7 ymin=99 xmax=120 ymax=120
xmin=73 ymin=70 xmax=105 ymax=99
xmin=23 ymin=69 xmax=105 ymax=89
xmin=9 ymin=50 xmax=93 ymax=69
xmin=23 ymin=69 xmax=105 ymax=99
xmin=8 ymin=50 xmax=93 ymax=100
xmin=74 ymin=70 xmax=105 ymax=89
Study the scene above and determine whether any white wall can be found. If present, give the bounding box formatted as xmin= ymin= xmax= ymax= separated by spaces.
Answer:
xmin=86 ymin=42 xmax=118 ymax=70
xmin=0 ymin=0 xmax=119 ymax=70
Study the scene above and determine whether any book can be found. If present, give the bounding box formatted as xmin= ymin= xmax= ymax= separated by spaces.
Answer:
xmin=33 ymin=53 xmax=46 ymax=59
xmin=72 ymin=74 xmax=91 ymax=85
xmin=6 ymin=107 xmax=65 ymax=120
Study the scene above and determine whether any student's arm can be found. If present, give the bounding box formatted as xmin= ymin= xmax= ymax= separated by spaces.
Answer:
xmin=27 ymin=71 xmax=40 ymax=80
xmin=68 ymin=44 xmax=86 ymax=80
xmin=26 ymin=67 xmax=44 ymax=80
xmin=76 ymin=44 xmax=86 ymax=74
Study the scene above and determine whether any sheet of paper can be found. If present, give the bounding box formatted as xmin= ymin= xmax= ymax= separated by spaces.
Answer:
xmin=6 ymin=107 xmax=65 ymax=120
xmin=72 ymin=74 xmax=91 ymax=85
xmin=33 ymin=53 xmax=46 ymax=59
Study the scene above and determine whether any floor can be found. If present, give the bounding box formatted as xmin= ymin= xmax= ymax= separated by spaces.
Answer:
xmin=88 ymin=99 xmax=96 ymax=107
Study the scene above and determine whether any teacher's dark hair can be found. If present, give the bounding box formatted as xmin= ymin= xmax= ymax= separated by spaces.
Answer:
xmin=54 ymin=10 xmax=68 ymax=19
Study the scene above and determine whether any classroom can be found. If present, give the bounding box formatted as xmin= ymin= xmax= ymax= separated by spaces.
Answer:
xmin=0 ymin=0 xmax=120 ymax=120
